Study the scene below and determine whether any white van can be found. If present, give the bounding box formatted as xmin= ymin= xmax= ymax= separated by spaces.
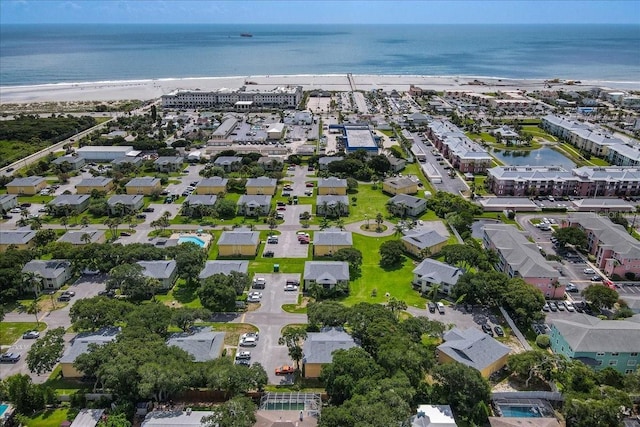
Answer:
xmin=240 ymin=337 xmax=257 ymax=347
xmin=436 ymin=302 xmax=445 ymax=314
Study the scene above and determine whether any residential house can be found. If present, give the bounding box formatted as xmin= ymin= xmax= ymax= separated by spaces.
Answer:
xmin=154 ymin=156 xmax=183 ymax=173
xmin=196 ymin=177 xmax=229 ymax=195
xmin=183 ymin=194 xmax=217 ymax=217
xmin=237 ymin=195 xmax=272 ymax=216
xmin=317 ymin=177 xmax=348 ymax=195
xmin=312 ymin=230 xmax=353 ymax=257
xmin=561 ymin=213 xmax=640 ymax=278
xmin=57 ymin=229 xmax=106 ymax=245
xmin=0 ymin=230 xmax=36 ymax=251
xmin=388 ymin=156 xmax=406 ymax=173
xmin=406 ymin=112 xmax=431 ymax=125
xmin=166 ymin=327 xmax=226 ymax=362
xmin=21 ymin=259 xmax=72 ymax=291
xmin=53 ymin=155 xmax=85 ymax=171
xmin=48 ymin=195 xmax=91 ymax=216
xmin=213 ymin=156 xmax=242 ymax=172
xmin=75 ymin=177 xmax=114 ymax=194
xmin=125 ymin=177 xmax=162 ymax=195
xmin=141 ymin=411 xmax=216 ymax=427
xmin=488 ymin=418 xmax=560 ymax=427
xmin=107 ymin=195 xmax=144 ymax=216
xmin=318 ymin=156 xmax=344 ymax=171
xmin=199 ymin=260 xmax=249 ymax=280
xmin=412 ymin=259 xmax=463 ymax=296
xmin=549 ymin=313 xmax=640 ymax=374
xmin=6 ymin=176 xmax=47 ymax=195
xmin=387 ymin=194 xmax=427 ymax=217
xmin=245 ymin=177 xmax=277 ymax=195
xmin=302 ymin=328 xmax=359 ymax=378
xmin=111 ymin=156 xmax=143 ymax=170
xmin=0 ymin=194 xmax=18 ymax=214
xmin=408 ymin=405 xmax=458 ymax=427
xmin=136 ymin=260 xmax=178 ymax=290
xmin=316 ymin=195 xmax=349 ymax=217
xmin=257 ymin=156 xmax=284 ymax=172
xmin=383 ymin=176 xmax=419 ymax=195
xmin=69 ymin=409 xmax=105 ymax=427
xmin=60 ymin=328 xmax=119 ymax=378
xmin=483 ymin=224 xmax=563 ymax=299
xmin=437 ymin=328 xmax=511 ymax=378
xmin=217 ymin=230 xmax=260 ymax=257
xmin=303 ymin=261 xmax=349 ymax=291
xmin=402 ymin=229 xmax=448 ymax=258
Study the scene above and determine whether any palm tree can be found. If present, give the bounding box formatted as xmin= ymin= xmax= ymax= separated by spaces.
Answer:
xmin=22 ymin=271 xmax=43 ymax=299
xmin=427 ymin=283 xmax=442 ymax=302
xmin=319 ymin=201 xmax=329 ymax=218
xmin=60 ymin=215 xmax=69 ymax=231
xmin=30 ymin=216 xmax=42 ymax=230
xmin=335 ymin=218 xmax=345 ymax=230
xmin=81 ymin=233 xmax=92 ymax=245
xmin=375 ymin=212 xmax=384 ymax=231
xmin=26 ymin=300 xmax=40 ymax=327
xmin=419 ymin=247 xmax=432 ymax=260
xmin=80 ymin=216 xmax=90 ymax=228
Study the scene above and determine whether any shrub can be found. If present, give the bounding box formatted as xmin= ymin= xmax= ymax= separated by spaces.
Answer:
xmin=624 ymin=272 xmax=636 ymax=281
xmin=535 ymin=334 xmax=550 ymax=348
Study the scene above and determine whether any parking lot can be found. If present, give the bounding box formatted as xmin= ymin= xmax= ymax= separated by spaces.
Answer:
xmin=240 ymin=273 xmax=304 ymax=384
xmin=264 ymin=229 xmax=311 ymax=258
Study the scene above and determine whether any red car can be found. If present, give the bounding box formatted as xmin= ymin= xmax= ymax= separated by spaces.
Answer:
xmin=305 ymin=182 xmax=314 ymax=187
xmin=275 ymin=365 xmax=295 ymax=375
xmin=277 ymin=206 xmax=287 ymax=211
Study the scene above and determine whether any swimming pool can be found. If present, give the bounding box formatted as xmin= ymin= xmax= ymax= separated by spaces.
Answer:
xmin=0 ymin=404 xmax=9 ymax=417
xmin=178 ymin=236 xmax=205 ymax=247
xmin=497 ymin=404 xmax=542 ymax=418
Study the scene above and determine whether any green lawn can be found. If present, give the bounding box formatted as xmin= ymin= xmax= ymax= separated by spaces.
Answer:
xmin=473 ymin=176 xmax=488 ymax=195
xmin=342 ymin=234 xmax=425 ymax=308
xmin=0 ymin=322 xmax=47 ymax=346
xmin=21 ymin=408 xmax=71 ymax=427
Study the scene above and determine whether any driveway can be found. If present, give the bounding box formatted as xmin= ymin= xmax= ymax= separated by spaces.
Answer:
xmin=239 ymin=273 xmax=306 ymax=384
xmin=0 ymin=274 xmax=107 ymax=383
xmin=285 ymin=165 xmax=315 ymax=197
xmin=265 ymin=230 xmax=310 ymax=258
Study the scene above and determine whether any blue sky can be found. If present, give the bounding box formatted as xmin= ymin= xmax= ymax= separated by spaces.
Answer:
xmin=1 ymin=0 xmax=639 ymax=24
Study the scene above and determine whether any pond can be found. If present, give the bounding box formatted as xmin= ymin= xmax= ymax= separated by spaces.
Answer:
xmin=492 ymin=147 xmax=575 ymax=169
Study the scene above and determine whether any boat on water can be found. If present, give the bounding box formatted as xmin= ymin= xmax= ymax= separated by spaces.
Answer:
xmin=240 ymin=33 xmax=253 ymax=38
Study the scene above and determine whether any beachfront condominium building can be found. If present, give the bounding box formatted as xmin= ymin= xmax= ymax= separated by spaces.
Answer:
xmin=161 ymin=86 xmax=303 ymax=109
xmin=425 ymin=120 xmax=492 ymax=174
xmin=486 ymin=165 xmax=640 ymax=198
xmin=561 ymin=213 xmax=640 ymax=279
xmin=482 ymin=224 xmax=563 ymax=298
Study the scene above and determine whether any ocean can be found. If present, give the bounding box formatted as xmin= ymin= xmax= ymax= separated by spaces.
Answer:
xmin=0 ymin=24 xmax=638 ymax=87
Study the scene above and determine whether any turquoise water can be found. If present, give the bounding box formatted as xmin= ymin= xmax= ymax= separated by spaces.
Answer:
xmin=1 ymin=24 xmax=639 ymax=85
xmin=491 ymin=147 xmax=576 ymax=169
xmin=178 ymin=236 xmax=205 ymax=247
xmin=0 ymin=404 xmax=8 ymax=416
xmin=498 ymin=405 xmax=542 ymax=418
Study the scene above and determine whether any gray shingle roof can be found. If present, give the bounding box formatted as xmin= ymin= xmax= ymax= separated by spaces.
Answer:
xmin=7 ymin=176 xmax=45 ymax=187
xmin=303 ymin=261 xmax=349 ymax=283
xmin=550 ymin=313 xmax=640 ymax=353
xmin=76 ymin=178 xmax=113 ymax=187
xmin=198 ymin=177 xmax=229 ymax=187
xmin=57 ymin=229 xmax=105 ymax=244
xmin=0 ymin=230 xmax=36 ymax=245
xmin=238 ymin=195 xmax=272 ymax=207
xmin=136 ymin=260 xmax=177 ymax=280
xmin=318 ymin=177 xmax=347 ymax=188
xmin=53 ymin=155 xmax=84 ymax=165
xmin=107 ymin=195 xmax=144 ymax=206
xmin=384 ymin=176 xmax=416 ymax=188
xmin=316 ymin=195 xmax=349 ymax=205
xmin=166 ymin=327 xmax=225 ymax=362
xmin=218 ymin=231 xmax=260 ymax=246
xmin=246 ymin=177 xmax=277 ymax=187
xmin=213 ymin=156 xmax=241 ymax=166
xmin=566 ymin=213 xmax=640 ymax=259
xmin=154 ymin=156 xmax=183 ymax=165
xmin=199 ymin=260 xmax=249 ymax=279
xmin=49 ymin=195 xmax=90 ymax=207
xmin=303 ymin=328 xmax=359 ymax=364
xmin=413 ymin=259 xmax=463 ymax=286
xmin=388 ymin=194 xmax=426 ymax=208
xmin=184 ymin=194 xmax=217 ymax=206
xmin=312 ymin=231 xmax=353 ymax=246
xmin=402 ymin=230 xmax=448 ymax=250
xmin=22 ymin=260 xmax=70 ymax=279
xmin=318 ymin=156 xmax=343 ymax=165
xmin=126 ymin=177 xmax=160 ymax=187
xmin=60 ymin=328 xmax=120 ymax=364
xmin=438 ymin=328 xmax=510 ymax=372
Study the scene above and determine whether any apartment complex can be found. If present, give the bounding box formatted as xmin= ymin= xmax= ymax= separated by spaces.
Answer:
xmin=482 ymin=224 xmax=563 ymax=298
xmin=561 ymin=213 xmax=640 ymax=278
xmin=487 ymin=165 xmax=640 ymax=198
xmin=425 ymin=119 xmax=492 ymax=173
xmin=161 ymin=86 xmax=303 ymax=109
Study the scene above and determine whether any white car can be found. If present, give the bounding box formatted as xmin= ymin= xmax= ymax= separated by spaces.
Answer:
xmin=9 ymin=208 xmax=22 ymax=213
xmin=235 ymin=351 xmax=251 ymax=360
xmin=564 ymin=301 xmax=576 ymax=312
xmin=583 ymin=268 xmax=595 ymax=275
xmin=284 ymin=284 xmax=298 ymax=291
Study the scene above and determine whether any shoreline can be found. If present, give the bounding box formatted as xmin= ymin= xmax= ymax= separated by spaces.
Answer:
xmin=1 ymin=74 xmax=639 ymax=104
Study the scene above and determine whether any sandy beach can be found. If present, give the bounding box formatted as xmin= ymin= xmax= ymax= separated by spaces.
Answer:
xmin=1 ymin=74 xmax=639 ymax=104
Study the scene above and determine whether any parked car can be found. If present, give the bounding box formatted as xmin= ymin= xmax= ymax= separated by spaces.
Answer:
xmin=436 ymin=302 xmax=445 ymax=314
xmin=62 ymin=290 xmax=75 ymax=297
xmin=136 ymin=214 xmax=146 ymax=219
xmin=286 ymin=279 xmax=300 ymax=286
xmin=277 ymin=206 xmax=287 ymax=211
xmin=10 ymin=208 xmax=22 ymax=213
xmin=58 ymin=295 xmax=71 ymax=302
xmin=22 ymin=331 xmax=40 ymax=339
xmin=566 ymin=283 xmax=579 ymax=293
xmin=284 ymin=284 xmax=298 ymax=291
xmin=239 ymin=337 xmax=257 ymax=347
xmin=542 ymin=302 xmax=550 ymax=312
xmin=305 ymin=182 xmax=314 ymax=187
xmin=2 ymin=215 xmax=12 ymax=220
xmin=0 ymin=352 xmax=20 ymax=363
xmin=275 ymin=365 xmax=295 ymax=375
xmin=549 ymin=301 xmax=558 ymax=312
xmin=235 ymin=359 xmax=251 ymax=366
xmin=583 ymin=268 xmax=595 ymax=275
xmin=564 ymin=301 xmax=576 ymax=312
xmin=253 ymin=278 xmax=266 ymax=289
xmin=263 ymin=251 xmax=274 ymax=258
xmin=267 ymin=236 xmax=279 ymax=244
xmin=591 ymin=275 xmax=603 ymax=281
xmin=494 ymin=326 xmax=505 ymax=337
xmin=481 ymin=323 xmax=494 ymax=335
xmin=120 ymin=232 xmax=131 ymax=237
xmin=143 ymin=207 xmax=155 ymax=212
xmin=235 ymin=351 xmax=251 ymax=360
xmin=427 ymin=302 xmax=436 ymax=313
